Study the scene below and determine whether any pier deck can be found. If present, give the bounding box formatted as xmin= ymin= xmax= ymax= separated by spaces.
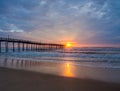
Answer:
xmin=0 ymin=37 xmax=64 ymax=52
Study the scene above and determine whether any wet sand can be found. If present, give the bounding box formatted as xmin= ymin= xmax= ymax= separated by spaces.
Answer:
xmin=0 ymin=67 xmax=120 ymax=91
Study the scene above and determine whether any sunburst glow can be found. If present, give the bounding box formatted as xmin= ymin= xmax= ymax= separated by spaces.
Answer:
xmin=65 ymin=42 xmax=73 ymax=48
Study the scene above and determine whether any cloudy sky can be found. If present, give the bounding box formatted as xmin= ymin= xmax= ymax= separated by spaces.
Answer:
xmin=0 ymin=0 xmax=120 ymax=47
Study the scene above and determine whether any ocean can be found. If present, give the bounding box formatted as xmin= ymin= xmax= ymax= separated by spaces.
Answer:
xmin=0 ymin=47 xmax=120 ymax=83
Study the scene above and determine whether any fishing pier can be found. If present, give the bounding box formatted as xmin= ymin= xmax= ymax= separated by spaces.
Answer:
xmin=0 ymin=37 xmax=64 ymax=53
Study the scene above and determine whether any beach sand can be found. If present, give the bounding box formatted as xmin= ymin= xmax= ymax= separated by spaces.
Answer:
xmin=0 ymin=67 xmax=120 ymax=91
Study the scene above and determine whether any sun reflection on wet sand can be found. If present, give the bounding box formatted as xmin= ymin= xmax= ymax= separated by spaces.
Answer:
xmin=62 ymin=62 xmax=75 ymax=77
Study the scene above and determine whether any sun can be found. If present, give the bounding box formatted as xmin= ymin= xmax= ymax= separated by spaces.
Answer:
xmin=65 ymin=42 xmax=72 ymax=48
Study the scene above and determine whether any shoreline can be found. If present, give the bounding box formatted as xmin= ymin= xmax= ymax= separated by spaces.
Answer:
xmin=0 ymin=67 xmax=120 ymax=91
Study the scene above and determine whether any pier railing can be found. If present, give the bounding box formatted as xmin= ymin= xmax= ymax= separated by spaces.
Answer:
xmin=0 ymin=37 xmax=64 ymax=53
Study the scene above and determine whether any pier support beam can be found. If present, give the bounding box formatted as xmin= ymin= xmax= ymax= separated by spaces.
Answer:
xmin=5 ymin=41 xmax=8 ymax=53
xmin=30 ymin=44 xmax=32 ymax=51
xmin=22 ymin=43 xmax=24 ymax=51
xmin=13 ymin=42 xmax=15 ymax=52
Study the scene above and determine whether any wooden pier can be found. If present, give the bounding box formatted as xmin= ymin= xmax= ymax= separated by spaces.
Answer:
xmin=0 ymin=37 xmax=64 ymax=53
